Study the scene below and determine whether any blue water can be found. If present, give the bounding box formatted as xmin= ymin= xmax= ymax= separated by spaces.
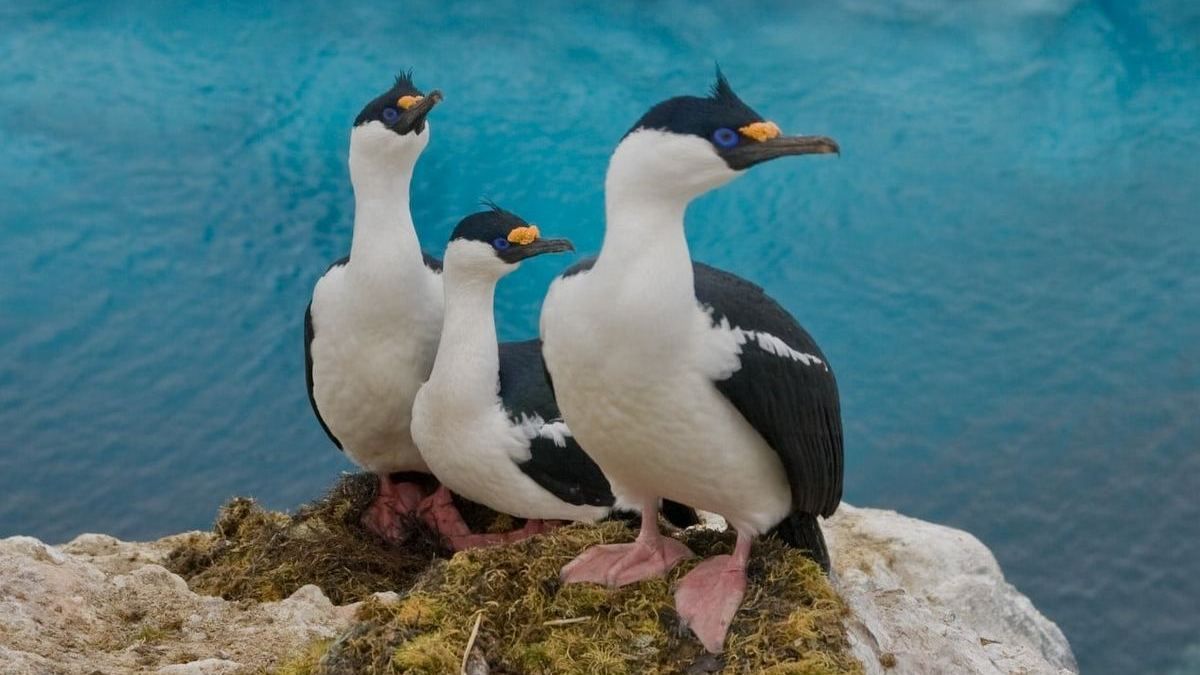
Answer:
xmin=1 ymin=1 xmax=1197 ymax=672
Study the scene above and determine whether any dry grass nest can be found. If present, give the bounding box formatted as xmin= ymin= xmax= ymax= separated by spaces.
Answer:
xmin=168 ymin=474 xmax=858 ymax=673
xmin=166 ymin=473 xmax=505 ymax=604
xmin=281 ymin=522 xmax=859 ymax=674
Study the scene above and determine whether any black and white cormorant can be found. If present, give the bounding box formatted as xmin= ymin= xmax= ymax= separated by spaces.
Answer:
xmin=539 ymin=70 xmax=843 ymax=653
xmin=304 ymin=72 xmax=453 ymax=542
xmin=409 ymin=206 xmax=620 ymax=550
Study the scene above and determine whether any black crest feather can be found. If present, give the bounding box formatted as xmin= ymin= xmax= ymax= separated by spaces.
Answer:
xmin=623 ymin=67 xmax=763 ymax=139
xmin=710 ymin=65 xmax=740 ymax=103
xmin=394 ymin=69 xmax=415 ymax=89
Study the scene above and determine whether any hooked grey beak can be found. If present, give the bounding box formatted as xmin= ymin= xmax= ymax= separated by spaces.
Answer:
xmin=393 ymin=90 xmax=443 ymax=135
xmin=719 ymin=134 xmax=840 ymax=170
xmin=499 ymin=238 xmax=575 ymax=264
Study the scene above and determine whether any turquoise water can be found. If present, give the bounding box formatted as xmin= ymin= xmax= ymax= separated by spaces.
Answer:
xmin=1 ymin=1 xmax=1197 ymax=672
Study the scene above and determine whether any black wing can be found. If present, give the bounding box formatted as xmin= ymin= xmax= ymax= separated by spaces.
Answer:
xmin=304 ymin=255 xmax=350 ymax=450
xmin=499 ymin=339 xmax=615 ymax=507
xmin=422 ymin=252 xmax=443 ymax=273
xmin=695 ymin=262 xmax=843 ymax=518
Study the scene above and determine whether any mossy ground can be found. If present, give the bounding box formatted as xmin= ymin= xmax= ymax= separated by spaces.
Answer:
xmin=169 ymin=474 xmax=858 ymax=673
xmin=290 ymin=523 xmax=859 ymax=674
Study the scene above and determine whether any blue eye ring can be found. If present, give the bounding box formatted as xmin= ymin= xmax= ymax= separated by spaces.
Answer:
xmin=492 ymin=238 xmax=511 ymax=250
xmin=382 ymin=107 xmax=399 ymax=123
xmin=712 ymin=127 xmax=739 ymax=148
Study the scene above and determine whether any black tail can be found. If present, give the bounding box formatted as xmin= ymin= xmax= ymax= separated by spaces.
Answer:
xmin=661 ymin=499 xmax=701 ymax=529
xmin=606 ymin=499 xmax=700 ymax=530
xmin=769 ymin=511 xmax=830 ymax=573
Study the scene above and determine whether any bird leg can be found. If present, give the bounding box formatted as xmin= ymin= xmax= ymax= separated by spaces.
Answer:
xmin=560 ymin=500 xmax=694 ymax=587
xmin=360 ymin=473 xmax=432 ymax=543
xmin=674 ymin=530 xmax=753 ymax=653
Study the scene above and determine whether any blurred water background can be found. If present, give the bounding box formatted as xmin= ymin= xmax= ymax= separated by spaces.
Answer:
xmin=2 ymin=1 xmax=1198 ymax=672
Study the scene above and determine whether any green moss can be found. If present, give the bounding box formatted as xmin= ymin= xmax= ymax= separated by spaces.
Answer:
xmin=293 ymin=521 xmax=860 ymax=674
xmin=170 ymin=474 xmax=858 ymax=673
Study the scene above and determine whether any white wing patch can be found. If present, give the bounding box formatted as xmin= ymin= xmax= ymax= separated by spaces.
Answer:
xmin=514 ymin=413 xmax=572 ymax=448
xmin=538 ymin=420 xmax=572 ymax=448
xmin=737 ymin=329 xmax=828 ymax=371
xmin=700 ymin=308 xmax=829 ymax=377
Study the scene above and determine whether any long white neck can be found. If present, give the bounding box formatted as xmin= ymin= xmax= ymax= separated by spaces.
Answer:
xmin=592 ymin=158 xmax=696 ymax=323
xmin=348 ymin=163 xmax=424 ymax=271
xmin=345 ymin=125 xmax=428 ymax=273
xmin=426 ymin=266 xmax=501 ymax=410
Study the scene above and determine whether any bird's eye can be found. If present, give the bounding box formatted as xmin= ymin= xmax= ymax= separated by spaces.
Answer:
xmin=712 ymin=127 xmax=739 ymax=149
xmin=492 ymin=238 xmax=511 ymax=250
xmin=382 ymin=107 xmax=400 ymax=124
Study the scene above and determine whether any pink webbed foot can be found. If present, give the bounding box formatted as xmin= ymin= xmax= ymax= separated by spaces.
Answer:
xmin=561 ymin=502 xmax=694 ymax=587
xmin=674 ymin=533 xmax=753 ymax=653
xmin=440 ymin=518 xmax=565 ymax=551
xmin=417 ymin=485 xmax=473 ymax=541
xmin=361 ymin=474 xmax=431 ymax=543
xmin=418 ymin=486 xmax=563 ymax=551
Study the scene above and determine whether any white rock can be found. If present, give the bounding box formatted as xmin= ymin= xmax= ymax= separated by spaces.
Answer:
xmin=825 ymin=505 xmax=1077 ymax=674
xmin=155 ymin=658 xmax=243 ymax=674
xmin=0 ymin=532 xmax=357 ymax=673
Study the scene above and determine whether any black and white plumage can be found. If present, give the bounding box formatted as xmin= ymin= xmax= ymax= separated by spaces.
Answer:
xmin=411 ymin=207 xmax=617 ymax=523
xmin=541 ymin=70 xmax=842 ymax=646
xmin=305 ymin=73 xmax=445 ymax=480
xmin=551 ymin=257 xmax=842 ymax=560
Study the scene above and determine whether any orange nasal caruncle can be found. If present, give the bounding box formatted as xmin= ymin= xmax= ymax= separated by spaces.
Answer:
xmin=507 ymin=226 xmax=540 ymax=245
xmin=739 ymin=121 xmax=781 ymax=142
xmin=397 ymin=95 xmax=424 ymax=109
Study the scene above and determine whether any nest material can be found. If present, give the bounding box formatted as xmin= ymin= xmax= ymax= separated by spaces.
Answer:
xmin=169 ymin=474 xmax=858 ymax=673
xmin=167 ymin=473 xmax=462 ymax=604
xmin=290 ymin=522 xmax=859 ymax=675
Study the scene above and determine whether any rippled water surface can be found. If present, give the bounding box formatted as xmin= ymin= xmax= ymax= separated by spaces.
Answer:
xmin=2 ymin=1 xmax=1198 ymax=672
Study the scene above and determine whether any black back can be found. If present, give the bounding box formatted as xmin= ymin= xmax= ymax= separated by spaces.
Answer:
xmin=696 ymin=262 xmax=843 ymax=518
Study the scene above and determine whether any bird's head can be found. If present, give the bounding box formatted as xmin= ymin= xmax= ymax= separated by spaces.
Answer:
xmin=608 ymin=68 xmax=838 ymax=201
xmin=349 ymin=71 xmax=443 ymax=179
xmin=444 ymin=203 xmax=574 ymax=281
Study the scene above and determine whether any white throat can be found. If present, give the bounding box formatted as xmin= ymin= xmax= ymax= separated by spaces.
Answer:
xmin=425 ymin=243 xmax=507 ymax=409
xmin=346 ymin=123 xmax=427 ymax=270
xmin=593 ymin=131 xmax=732 ymax=312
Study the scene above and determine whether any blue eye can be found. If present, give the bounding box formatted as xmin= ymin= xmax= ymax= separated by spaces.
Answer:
xmin=382 ymin=107 xmax=399 ymax=123
xmin=492 ymin=238 xmax=510 ymax=250
xmin=712 ymin=127 xmax=739 ymax=148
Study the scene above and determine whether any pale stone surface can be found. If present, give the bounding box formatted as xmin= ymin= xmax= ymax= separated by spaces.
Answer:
xmin=825 ymin=505 xmax=1078 ymax=674
xmin=0 ymin=534 xmax=357 ymax=674
xmin=0 ymin=506 xmax=1076 ymax=674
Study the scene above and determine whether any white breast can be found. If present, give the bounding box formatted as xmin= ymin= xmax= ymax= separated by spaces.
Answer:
xmin=541 ymin=274 xmax=791 ymax=535
xmin=411 ymin=388 xmax=610 ymax=522
xmin=308 ymin=262 xmax=443 ymax=475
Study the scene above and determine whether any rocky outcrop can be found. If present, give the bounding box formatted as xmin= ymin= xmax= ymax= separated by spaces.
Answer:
xmin=826 ymin=505 xmax=1077 ymax=674
xmin=0 ymin=506 xmax=1075 ymax=674
xmin=0 ymin=533 xmax=358 ymax=674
